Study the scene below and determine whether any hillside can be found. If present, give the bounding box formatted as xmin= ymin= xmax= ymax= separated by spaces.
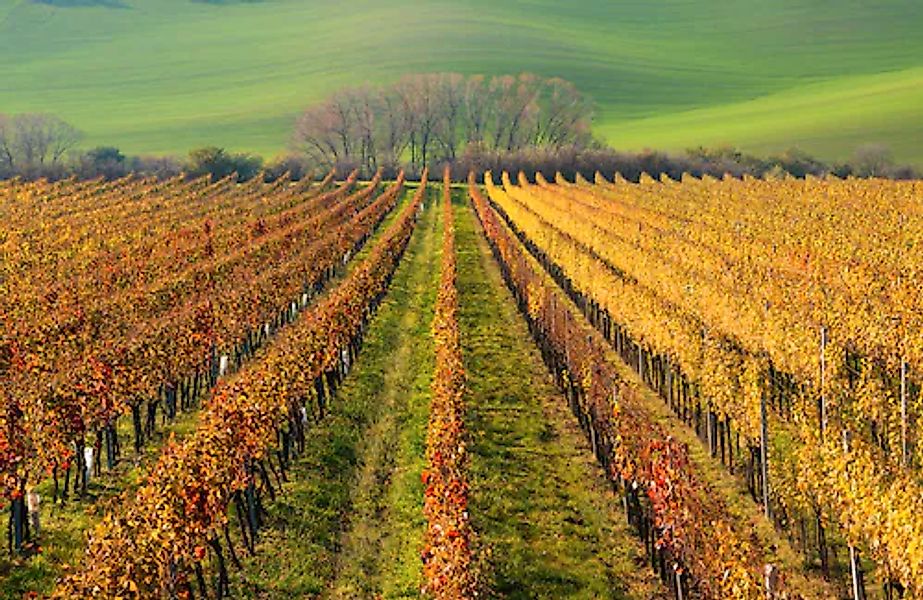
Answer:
xmin=2 ymin=0 xmax=921 ymax=162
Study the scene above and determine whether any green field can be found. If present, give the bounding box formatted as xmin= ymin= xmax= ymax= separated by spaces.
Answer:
xmin=2 ymin=0 xmax=921 ymax=162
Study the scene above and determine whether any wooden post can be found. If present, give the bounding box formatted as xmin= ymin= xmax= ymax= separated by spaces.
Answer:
xmin=760 ymin=387 xmax=771 ymax=520
xmin=849 ymin=545 xmax=863 ymax=600
xmin=11 ymin=495 xmax=25 ymax=553
xmin=820 ymin=326 xmax=828 ymax=438
xmin=901 ymin=359 xmax=909 ymax=468
xmin=705 ymin=408 xmax=715 ymax=458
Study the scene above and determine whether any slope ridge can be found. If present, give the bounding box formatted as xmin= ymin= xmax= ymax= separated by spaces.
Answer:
xmin=0 ymin=0 xmax=919 ymax=161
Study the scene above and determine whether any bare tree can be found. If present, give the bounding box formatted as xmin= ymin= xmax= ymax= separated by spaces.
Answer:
xmin=291 ymin=72 xmax=594 ymax=176
xmin=399 ymin=74 xmax=442 ymax=169
xmin=433 ymin=73 xmax=464 ymax=161
xmin=533 ymin=77 xmax=592 ymax=147
xmin=393 ymin=77 xmax=421 ymax=167
xmin=292 ymin=95 xmax=356 ymax=171
xmin=14 ymin=114 xmax=81 ymax=167
xmin=349 ymin=87 xmax=378 ymax=174
xmin=0 ymin=113 xmax=81 ymax=173
xmin=0 ymin=114 xmax=13 ymax=173
xmin=378 ymin=87 xmax=412 ymax=170
xmin=851 ymin=143 xmax=894 ymax=177
xmin=328 ymin=90 xmax=359 ymax=165
xmin=489 ymin=73 xmax=541 ymax=151
xmin=462 ymin=75 xmax=492 ymax=147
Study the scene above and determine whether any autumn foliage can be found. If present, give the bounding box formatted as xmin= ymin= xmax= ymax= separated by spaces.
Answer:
xmin=1 ymin=169 xmax=363 ymax=506
xmin=51 ymin=172 xmax=427 ymax=597
xmin=471 ymin=174 xmax=767 ymax=599
xmin=421 ymin=168 xmax=478 ymax=597
xmin=486 ymin=171 xmax=923 ymax=595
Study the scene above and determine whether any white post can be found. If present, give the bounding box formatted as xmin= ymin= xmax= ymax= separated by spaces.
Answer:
xmin=843 ymin=430 xmax=862 ymax=600
xmin=341 ymin=347 xmax=350 ymax=373
xmin=83 ymin=446 xmax=94 ymax=484
xmin=764 ymin=564 xmax=780 ymax=599
xmin=26 ymin=491 xmax=40 ymax=537
xmin=849 ymin=545 xmax=862 ymax=600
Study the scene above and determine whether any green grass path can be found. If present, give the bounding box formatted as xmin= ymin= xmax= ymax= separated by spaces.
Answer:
xmin=231 ymin=188 xmax=441 ymax=598
xmin=455 ymin=198 xmax=664 ymax=599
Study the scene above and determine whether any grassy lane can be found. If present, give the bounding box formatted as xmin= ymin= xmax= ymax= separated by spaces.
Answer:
xmin=455 ymin=198 xmax=665 ymax=600
xmin=231 ymin=188 xmax=441 ymax=599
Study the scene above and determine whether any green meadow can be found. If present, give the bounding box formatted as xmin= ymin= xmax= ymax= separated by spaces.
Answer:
xmin=2 ymin=0 xmax=921 ymax=162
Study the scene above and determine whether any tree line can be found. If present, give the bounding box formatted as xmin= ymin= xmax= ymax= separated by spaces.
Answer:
xmin=1 ymin=72 xmax=920 ymax=182
xmin=292 ymin=73 xmax=593 ymax=175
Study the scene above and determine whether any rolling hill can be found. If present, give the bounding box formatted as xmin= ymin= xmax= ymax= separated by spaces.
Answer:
xmin=2 ymin=0 xmax=921 ymax=162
